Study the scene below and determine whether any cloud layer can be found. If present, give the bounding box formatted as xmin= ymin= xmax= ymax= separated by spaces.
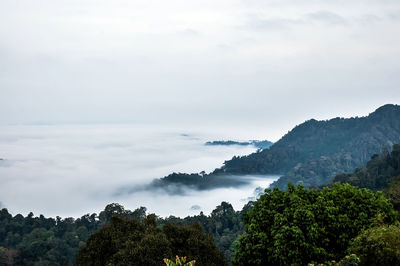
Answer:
xmin=0 ymin=124 xmax=268 ymax=217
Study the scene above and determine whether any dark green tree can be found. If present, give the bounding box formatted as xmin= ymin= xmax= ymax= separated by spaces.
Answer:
xmin=77 ymin=215 xmax=226 ymax=266
xmin=385 ymin=175 xmax=400 ymax=213
xmin=163 ymin=222 xmax=226 ymax=266
xmin=233 ymin=183 xmax=398 ymax=266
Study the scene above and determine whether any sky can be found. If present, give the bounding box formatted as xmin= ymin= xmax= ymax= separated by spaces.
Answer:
xmin=1 ymin=0 xmax=400 ymax=140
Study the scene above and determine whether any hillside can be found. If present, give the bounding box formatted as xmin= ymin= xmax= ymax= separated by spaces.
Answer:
xmin=222 ymin=104 xmax=400 ymax=189
xmin=331 ymin=143 xmax=400 ymax=191
xmin=154 ymin=104 xmax=400 ymax=190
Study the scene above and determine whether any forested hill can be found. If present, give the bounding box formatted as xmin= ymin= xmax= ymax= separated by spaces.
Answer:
xmin=331 ymin=143 xmax=400 ymax=191
xmin=213 ymin=104 xmax=400 ymax=189
xmin=151 ymin=104 xmax=400 ymax=190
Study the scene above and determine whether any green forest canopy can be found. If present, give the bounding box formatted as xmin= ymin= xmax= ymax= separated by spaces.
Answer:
xmin=233 ymin=183 xmax=398 ymax=266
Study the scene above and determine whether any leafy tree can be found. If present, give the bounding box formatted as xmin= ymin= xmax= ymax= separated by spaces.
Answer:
xmin=77 ymin=215 xmax=226 ymax=266
xmin=308 ymin=254 xmax=361 ymax=266
xmin=163 ymin=222 xmax=226 ymax=266
xmin=233 ymin=183 xmax=398 ymax=266
xmin=98 ymin=203 xmax=127 ymax=223
xmin=160 ymin=202 xmax=245 ymax=264
xmin=164 ymin=256 xmax=196 ymax=266
xmin=385 ymin=175 xmax=400 ymax=212
xmin=333 ymin=254 xmax=360 ymax=266
xmin=0 ymin=247 xmax=18 ymax=266
xmin=16 ymin=228 xmax=73 ymax=266
xmin=348 ymin=224 xmax=400 ymax=266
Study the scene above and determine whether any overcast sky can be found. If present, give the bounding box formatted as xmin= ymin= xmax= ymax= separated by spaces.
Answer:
xmin=1 ymin=0 xmax=399 ymax=140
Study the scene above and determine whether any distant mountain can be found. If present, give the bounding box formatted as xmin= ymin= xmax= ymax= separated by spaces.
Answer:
xmin=205 ymin=140 xmax=273 ymax=150
xmin=331 ymin=143 xmax=400 ymax=191
xmin=218 ymin=104 xmax=400 ymax=189
xmin=152 ymin=104 xmax=400 ymax=190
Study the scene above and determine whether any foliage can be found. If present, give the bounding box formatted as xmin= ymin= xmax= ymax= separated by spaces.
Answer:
xmin=159 ymin=201 xmax=249 ymax=264
xmin=308 ymin=254 xmax=361 ymax=266
xmin=77 ymin=215 xmax=226 ymax=266
xmin=332 ymin=144 xmax=400 ymax=191
xmin=164 ymin=256 xmax=195 ymax=266
xmin=0 ymin=201 xmax=245 ymax=265
xmin=0 ymin=203 xmax=147 ymax=265
xmin=0 ymin=247 xmax=18 ymax=266
xmin=307 ymin=254 xmax=360 ymax=266
xmin=348 ymin=224 xmax=400 ymax=266
xmin=233 ymin=183 xmax=398 ymax=266
xmin=385 ymin=175 xmax=400 ymax=212
xmin=332 ymin=254 xmax=360 ymax=266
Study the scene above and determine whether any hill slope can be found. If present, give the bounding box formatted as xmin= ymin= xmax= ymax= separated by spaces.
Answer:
xmin=153 ymin=104 xmax=400 ymax=190
xmin=219 ymin=104 xmax=400 ymax=189
xmin=331 ymin=143 xmax=400 ymax=191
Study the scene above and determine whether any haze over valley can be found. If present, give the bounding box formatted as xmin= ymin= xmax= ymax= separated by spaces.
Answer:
xmin=0 ymin=124 xmax=277 ymax=217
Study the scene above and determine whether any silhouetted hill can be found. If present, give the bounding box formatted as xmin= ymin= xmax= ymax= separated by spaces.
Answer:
xmin=151 ymin=172 xmax=249 ymax=192
xmin=205 ymin=140 xmax=273 ymax=150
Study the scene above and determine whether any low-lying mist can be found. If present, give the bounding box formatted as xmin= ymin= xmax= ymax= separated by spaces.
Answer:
xmin=0 ymin=124 xmax=277 ymax=218
xmin=115 ymin=175 xmax=278 ymax=217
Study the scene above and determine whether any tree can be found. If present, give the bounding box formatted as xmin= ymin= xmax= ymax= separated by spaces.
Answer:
xmin=77 ymin=215 xmax=226 ymax=266
xmin=159 ymin=202 xmax=245 ymax=265
xmin=164 ymin=256 xmax=196 ymax=266
xmin=163 ymin=222 xmax=226 ymax=266
xmin=0 ymin=247 xmax=18 ymax=266
xmin=98 ymin=203 xmax=127 ymax=223
xmin=385 ymin=175 xmax=400 ymax=212
xmin=348 ymin=224 xmax=400 ymax=265
xmin=233 ymin=183 xmax=398 ymax=266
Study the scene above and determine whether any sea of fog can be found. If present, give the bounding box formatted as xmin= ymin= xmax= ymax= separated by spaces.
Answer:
xmin=0 ymin=124 xmax=278 ymax=218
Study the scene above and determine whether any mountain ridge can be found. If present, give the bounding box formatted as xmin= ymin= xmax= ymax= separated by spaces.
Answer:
xmin=151 ymin=104 xmax=400 ymax=190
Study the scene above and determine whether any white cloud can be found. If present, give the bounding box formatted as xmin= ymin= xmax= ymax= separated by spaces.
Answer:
xmin=0 ymin=124 xmax=268 ymax=217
